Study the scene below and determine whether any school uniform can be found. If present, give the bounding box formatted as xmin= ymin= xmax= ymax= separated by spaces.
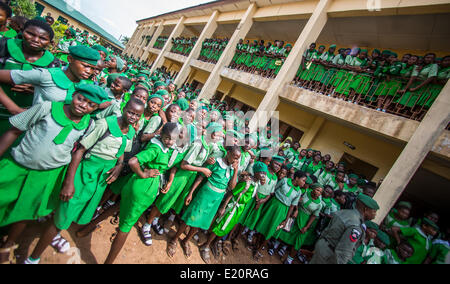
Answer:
xmin=181 ymin=157 xmax=234 ymax=231
xmin=212 ymin=180 xmax=258 ymax=237
xmin=0 ymin=101 xmax=93 ymax=227
xmin=255 ymin=178 xmax=302 ymax=241
xmin=118 ymin=137 xmax=175 ymax=233
xmin=53 ymin=116 xmax=134 ymax=230
xmin=429 ymin=239 xmax=450 ymax=264
xmin=0 ymin=28 xmax=17 ymax=39
xmin=399 ymin=226 xmax=433 ymax=264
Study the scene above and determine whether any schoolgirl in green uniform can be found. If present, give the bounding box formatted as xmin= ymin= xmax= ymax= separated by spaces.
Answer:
xmin=239 ymin=156 xmax=283 ymax=243
xmin=0 ymin=19 xmax=60 ymax=135
xmin=103 ymin=122 xmax=179 ymax=264
xmin=0 ymin=45 xmax=100 ymax=109
xmin=55 ymin=28 xmax=77 ymax=64
xmin=0 ymin=84 xmax=108 ymax=264
xmin=167 ymin=146 xmax=241 ymax=259
xmin=314 ymin=160 xmax=335 ymax=186
xmin=142 ymin=122 xmax=223 ymax=245
xmin=0 ymin=3 xmax=17 ymax=40
xmin=253 ymin=170 xmax=307 ymax=262
xmin=281 ymin=183 xmax=324 ymax=264
xmin=385 ymin=241 xmax=414 ymax=264
xmin=199 ymin=162 xmax=268 ymax=263
xmin=311 ymin=44 xmax=336 ymax=90
xmin=25 ymin=98 xmax=144 ymax=265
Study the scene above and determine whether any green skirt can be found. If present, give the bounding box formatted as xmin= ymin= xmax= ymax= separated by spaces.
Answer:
xmin=0 ymin=158 xmax=66 ymax=227
xmin=348 ymin=73 xmax=372 ymax=95
xmin=312 ymin=64 xmax=327 ymax=82
xmin=373 ymin=79 xmax=403 ymax=98
xmin=119 ymin=173 xmax=161 ymax=233
xmin=54 ymin=155 xmax=117 ymax=230
xmin=239 ymin=193 xmax=268 ymax=230
xmin=255 ymin=197 xmax=289 ymax=240
xmin=329 ymin=69 xmax=348 ymax=88
xmin=170 ymin=171 xmax=198 ymax=215
xmin=155 ymin=169 xmax=197 ymax=215
xmin=109 ymin=173 xmax=133 ymax=195
xmin=181 ymin=183 xmax=227 ymax=230
xmin=212 ymin=199 xmax=248 ymax=237
xmin=394 ymin=81 xmax=442 ymax=108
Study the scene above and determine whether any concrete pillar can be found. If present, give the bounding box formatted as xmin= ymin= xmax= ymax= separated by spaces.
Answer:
xmin=124 ymin=28 xmax=138 ymax=54
xmin=134 ymin=23 xmax=155 ymax=60
xmin=174 ymin=11 xmax=219 ymax=87
xmin=373 ymin=81 xmax=450 ymax=224
xmin=198 ymin=3 xmax=257 ymax=100
xmin=150 ymin=17 xmax=186 ymax=74
xmin=141 ymin=21 xmax=165 ymax=63
xmin=300 ymin=117 xmax=325 ymax=148
xmin=249 ymin=0 xmax=332 ymax=132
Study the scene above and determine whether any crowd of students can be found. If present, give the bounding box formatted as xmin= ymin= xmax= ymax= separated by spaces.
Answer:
xmin=198 ymin=38 xmax=229 ymax=64
xmin=0 ymin=1 xmax=448 ymax=265
xmin=153 ymin=36 xmax=168 ymax=50
xmin=170 ymin=37 xmax=198 ymax=57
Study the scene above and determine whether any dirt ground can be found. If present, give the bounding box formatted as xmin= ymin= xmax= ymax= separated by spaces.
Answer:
xmin=9 ymin=215 xmax=293 ymax=264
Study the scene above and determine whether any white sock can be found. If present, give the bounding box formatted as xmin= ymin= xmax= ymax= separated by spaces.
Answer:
xmin=106 ymin=200 xmax=115 ymax=206
xmin=152 ymin=217 xmax=159 ymax=226
xmin=143 ymin=223 xmax=151 ymax=232
xmin=248 ymin=230 xmax=255 ymax=237
xmin=168 ymin=214 xmax=175 ymax=222
xmin=242 ymin=227 xmax=249 ymax=235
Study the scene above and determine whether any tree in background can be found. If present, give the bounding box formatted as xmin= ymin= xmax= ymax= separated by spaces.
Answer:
xmin=10 ymin=0 xmax=37 ymax=19
xmin=121 ymin=36 xmax=130 ymax=45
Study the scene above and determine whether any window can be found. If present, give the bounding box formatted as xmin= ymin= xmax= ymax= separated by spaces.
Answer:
xmin=57 ymin=16 xmax=69 ymax=25
xmin=35 ymin=3 xmax=45 ymax=17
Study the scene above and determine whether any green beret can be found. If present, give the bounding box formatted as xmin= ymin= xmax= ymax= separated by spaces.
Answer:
xmin=92 ymin=44 xmax=108 ymax=55
xmin=390 ymin=52 xmax=398 ymax=58
xmin=253 ymin=161 xmax=268 ymax=174
xmin=381 ymin=50 xmax=391 ymax=56
xmin=422 ymin=218 xmax=439 ymax=231
xmin=148 ymin=94 xmax=164 ymax=107
xmin=365 ymin=221 xmax=379 ymax=231
xmin=329 ymin=44 xmax=337 ymax=49
xmin=285 ymin=164 xmax=293 ymax=170
xmin=150 ymin=75 xmax=159 ymax=82
xmin=69 ymin=45 xmax=100 ymax=66
xmin=106 ymin=73 xmax=122 ymax=88
xmin=74 ymin=83 xmax=109 ymax=104
xmin=154 ymin=81 xmax=167 ymax=88
xmin=360 ymin=49 xmax=368 ymax=53
xmin=357 ymin=194 xmax=380 ymax=210
xmin=206 ymin=122 xmax=223 ymax=135
xmin=176 ymin=98 xmax=189 ymax=111
xmin=155 ymin=89 xmax=169 ymax=97
xmin=397 ymin=201 xmax=412 ymax=210
xmin=285 ymin=44 xmax=292 ymax=48
xmin=137 ymin=81 xmax=151 ymax=90
xmin=306 ymin=176 xmax=313 ymax=185
xmin=372 ymin=49 xmax=380 ymax=55
xmin=115 ymin=56 xmax=125 ymax=71
xmin=310 ymin=183 xmax=323 ymax=190
xmin=272 ymin=155 xmax=285 ymax=164
xmin=376 ymin=230 xmax=390 ymax=246
xmin=348 ymin=173 xmax=359 ymax=180
xmin=137 ymin=74 xmax=148 ymax=80
xmin=319 ymin=45 xmax=325 ymax=49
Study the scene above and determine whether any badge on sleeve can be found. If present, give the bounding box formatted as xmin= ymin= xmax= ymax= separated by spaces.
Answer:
xmin=350 ymin=229 xmax=361 ymax=243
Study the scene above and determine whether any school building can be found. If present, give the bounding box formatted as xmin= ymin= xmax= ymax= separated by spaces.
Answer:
xmin=32 ymin=0 xmax=124 ymax=51
xmin=123 ymin=0 xmax=450 ymax=223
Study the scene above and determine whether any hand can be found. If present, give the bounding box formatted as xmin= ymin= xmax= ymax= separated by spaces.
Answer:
xmin=300 ymin=227 xmax=308 ymax=234
xmin=11 ymin=84 xmax=34 ymax=94
xmin=397 ymin=89 xmax=406 ymax=95
xmin=100 ymin=77 xmax=107 ymax=85
xmin=409 ymin=87 xmax=418 ymax=92
xmin=218 ymin=207 xmax=226 ymax=218
xmin=106 ymin=164 xmax=123 ymax=184
xmin=207 ymin=157 xmax=215 ymax=165
xmin=202 ymin=168 xmax=212 ymax=178
xmin=7 ymin=105 xmax=26 ymax=115
xmin=143 ymin=169 xmax=160 ymax=178
xmin=185 ymin=194 xmax=193 ymax=206
xmin=292 ymin=210 xmax=298 ymax=219
xmin=277 ymin=221 xmax=287 ymax=231
xmin=60 ymin=183 xmax=75 ymax=202
xmin=232 ymin=160 xmax=239 ymax=171
xmin=161 ymin=182 xmax=172 ymax=194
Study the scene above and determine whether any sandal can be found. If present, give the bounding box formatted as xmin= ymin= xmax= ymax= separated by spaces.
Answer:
xmin=110 ymin=232 xmax=117 ymax=243
xmin=167 ymin=240 xmax=177 ymax=258
xmin=141 ymin=226 xmax=152 ymax=246
xmin=0 ymin=244 xmax=18 ymax=264
xmin=180 ymin=240 xmax=192 ymax=259
xmin=222 ymin=240 xmax=232 ymax=256
xmin=51 ymin=234 xmax=70 ymax=253
xmin=152 ymin=222 xmax=164 ymax=235
xmin=200 ymin=246 xmax=212 ymax=264
xmin=110 ymin=214 xmax=119 ymax=225
xmin=278 ymin=245 xmax=287 ymax=258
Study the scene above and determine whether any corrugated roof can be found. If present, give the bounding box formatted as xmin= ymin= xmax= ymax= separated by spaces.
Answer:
xmin=40 ymin=0 xmax=124 ymax=49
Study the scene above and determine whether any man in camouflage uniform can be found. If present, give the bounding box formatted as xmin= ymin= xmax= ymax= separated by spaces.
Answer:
xmin=310 ymin=194 xmax=379 ymax=264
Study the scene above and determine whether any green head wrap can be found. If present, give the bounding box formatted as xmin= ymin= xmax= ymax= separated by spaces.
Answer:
xmin=148 ymin=94 xmax=165 ymax=108
xmin=253 ymin=161 xmax=268 ymax=174
xmin=272 ymin=155 xmax=285 ymax=164
xmin=92 ymin=44 xmax=108 ymax=55
xmin=176 ymin=98 xmax=189 ymax=111
xmin=206 ymin=122 xmax=223 ymax=135
xmin=75 ymin=83 xmax=109 ymax=104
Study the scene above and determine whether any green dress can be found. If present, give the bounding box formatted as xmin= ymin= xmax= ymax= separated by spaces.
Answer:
xmin=0 ymin=102 xmax=91 ymax=227
xmin=278 ymin=189 xmax=322 ymax=250
xmin=239 ymin=171 xmax=278 ymax=230
xmin=156 ymin=137 xmax=211 ymax=215
xmin=54 ymin=116 xmax=135 ymax=230
xmin=118 ymin=138 xmax=174 ymax=233
xmin=255 ymin=178 xmax=302 ymax=240
xmin=212 ymin=180 xmax=257 ymax=237
xmin=181 ymin=157 xmax=234 ymax=230
xmin=429 ymin=239 xmax=450 ymax=264
xmin=400 ymin=226 xmax=433 ymax=264
xmin=0 ymin=28 xmax=18 ymax=39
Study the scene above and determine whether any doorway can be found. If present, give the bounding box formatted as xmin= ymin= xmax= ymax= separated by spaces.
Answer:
xmin=339 ymin=153 xmax=379 ymax=181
